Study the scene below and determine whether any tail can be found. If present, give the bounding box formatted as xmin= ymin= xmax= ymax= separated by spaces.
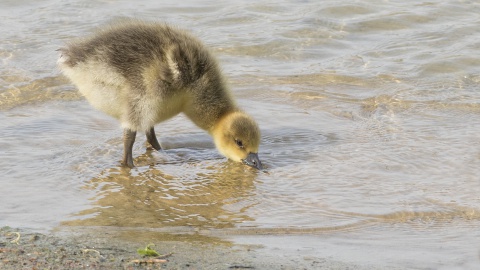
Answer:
xmin=56 ymin=47 xmax=72 ymax=67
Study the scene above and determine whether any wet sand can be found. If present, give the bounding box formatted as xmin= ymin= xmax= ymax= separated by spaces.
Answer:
xmin=0 ymin=226 xmax=396 ymax=270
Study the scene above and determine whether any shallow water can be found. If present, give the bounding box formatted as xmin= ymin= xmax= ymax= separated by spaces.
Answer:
xmin=1 ymin=0 xmax=480 ymax=268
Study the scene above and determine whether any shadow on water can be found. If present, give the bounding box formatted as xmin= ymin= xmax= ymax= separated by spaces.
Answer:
xmin=61 ymin=127 xmax=337 ymax=241
xmin=62 ymin=153 xmax=261 ymax=243
xmin=63 ymin=161 xmax=259 ymax=227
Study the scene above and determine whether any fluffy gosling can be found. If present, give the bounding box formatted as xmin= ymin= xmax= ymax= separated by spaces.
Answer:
xmin=58 ymin=20 xmax=262 ymax=169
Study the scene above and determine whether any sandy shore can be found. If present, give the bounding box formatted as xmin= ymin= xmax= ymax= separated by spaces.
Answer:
xmin=0 ymin=226 xmax=397 ymax=270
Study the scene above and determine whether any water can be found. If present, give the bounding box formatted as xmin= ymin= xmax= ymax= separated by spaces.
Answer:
xmin=1 ymin=0 xmax=480 ymax=268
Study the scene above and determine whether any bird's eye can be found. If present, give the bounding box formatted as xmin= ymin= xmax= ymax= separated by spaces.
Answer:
xmin=235 ymin=139 xmax=244 ymax=148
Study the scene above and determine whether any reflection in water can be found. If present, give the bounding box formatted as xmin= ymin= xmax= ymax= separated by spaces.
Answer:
xmin=64 ymin=158 xmax=259 ymax=230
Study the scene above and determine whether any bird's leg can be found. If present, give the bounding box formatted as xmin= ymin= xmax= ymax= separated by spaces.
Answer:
xmin=122 ymin=128 xmax=137 ymax=168
xmin=146 ymin=127 xmax=161 ymax=151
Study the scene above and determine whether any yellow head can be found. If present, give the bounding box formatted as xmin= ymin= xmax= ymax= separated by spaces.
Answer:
xmin=212 ymin=111 xmax=262 ymax=169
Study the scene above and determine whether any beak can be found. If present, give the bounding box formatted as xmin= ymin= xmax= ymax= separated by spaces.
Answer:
xmin=242 ymin=152 xmax=263 ymax=170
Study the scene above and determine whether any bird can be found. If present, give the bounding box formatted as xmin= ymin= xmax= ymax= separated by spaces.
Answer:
xmin=58 ymin=19 xmax=262 ymax=169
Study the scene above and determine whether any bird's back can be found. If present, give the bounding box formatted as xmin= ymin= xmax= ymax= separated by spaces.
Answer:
xmin=60 ymin=21 xmax=217 ymax=86
xmin=58 ymin=20 xmax=235 ymax=132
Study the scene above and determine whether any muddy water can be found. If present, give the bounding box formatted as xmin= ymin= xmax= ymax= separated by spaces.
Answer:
xmin=1 ymin=0 xmax=480 ymax=268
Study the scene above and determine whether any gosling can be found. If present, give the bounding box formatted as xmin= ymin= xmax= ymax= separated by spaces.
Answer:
xmin=58 ymin=20 xmax=262 ymax=169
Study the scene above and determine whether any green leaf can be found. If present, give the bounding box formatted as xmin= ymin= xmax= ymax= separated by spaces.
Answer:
xmin=137 ymin=244 xmax=160 ymax=257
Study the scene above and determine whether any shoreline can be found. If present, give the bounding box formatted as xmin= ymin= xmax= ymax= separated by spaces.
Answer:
xmin=0 ymin=226 xmax=392 ymax=270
